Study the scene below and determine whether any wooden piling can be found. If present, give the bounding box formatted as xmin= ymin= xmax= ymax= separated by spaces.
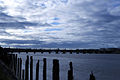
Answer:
xmin=12 ymin=54 xmax=15 ymax=73
xmin=11 ymin=54 xmax=14 ymax=71
xmin=15 ymin=54 xmax=18 ymax=76
xmin=22 ymin=69 xmax=25 ymax=80
xmin=8 ymin=54 xmax=12 ymax=71
xmin=52 ymin=59 xmax=59 ymax=80
xmin=25 ymin=55 xmax=29 ymax=80
xmin=68 ymin=62 xmax=73 ymax=80
xmin=18 ymin=58 xmax=20 ymax=78
xmin=36 ymin=60 xmax=39 ymax=80
xmin=43 ymin=58 xmax=46 ymax=80
xmin=30 ymin=56 xmax=33 ymax=80
xmin=20 ymin=58 xmax=22 ymax=79
xmin=68 ymin=70 xmax=71 ymax=80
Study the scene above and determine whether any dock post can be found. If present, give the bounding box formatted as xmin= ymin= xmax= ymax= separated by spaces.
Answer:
xmin=68 ymin=62 xmax=73 ymax=80
xmin=20 ymin=58 xmax=22 ymax=79
xmin=36 ymin=60 xmax=39 ymax=80
xmin=13 ymin=54 xmax=16 ymax=73
xmin=52 ymin=59 xmax=59 ymax=80
xmin=22 ymin=69 xmax=25 ymax=80
xmin=11 ymin=54 xmax=14 ymax=71
xmin=30 ymin=56 xmax=33 ymax=80
xmin=25 ymin=55 xmax=29 ymax=80
xmin=15 ymin=54 xmax=18 ymax=76
xmin=43 ymin=58 xmax=46 ymax=80
xmin=17 ymin=58 xmax=20 ymax=78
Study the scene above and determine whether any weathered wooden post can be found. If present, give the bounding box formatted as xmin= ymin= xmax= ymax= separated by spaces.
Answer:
xmin=11 ymin=54 xmax=14 ymax=71
xmin=68 ymin=62 xmax=73 ymax=80
xmin=36 ymin=60 xmax=39 ymax=80
xmin=89 ymin=71 xmax=96 ymax=80
xmin=17 ymin=58 xmax=21 ymax=78
xmin=17 ymin=58 xmax=20 ymax=77
xmin=20 ymin=58 xmax=22 ymax=79
xmin=30 ymin=56 xmax=33 ymax=80
xmin=12 ymin=54 xmax=15 ymax=73
xmin=22 ymin=69 xmax=25 ymax=80
xmin=13 ymin=54 xmax=16 ymax=73
xmin=52 ymin=59 xmax=59 ymax=80
xmin=8 ymin=54 xmax=13 ymax=71
xmin=43 ymin=58 xmax=46 ymax=80
xmin=15 ymin=54 xmax=18 ymax=76
xmin=25 ymin=55 xmax=29 ymax=80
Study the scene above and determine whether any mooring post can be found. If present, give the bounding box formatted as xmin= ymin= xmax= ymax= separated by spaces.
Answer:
xmin=68 ymin=62 xmax=73 ymax=80
xmin=17 ymin=58 xmax=20 ymax=78
xmin=68 ymin=70 xmax=71 ymax=80
xmin=11 ymin=54 xmax=14 ymax=71
xmin=70 ymin=62 xmax=73 ymax=75
xmin=9 ymin=54 xmax=13 ymax=71
xmin=36 ymin=60 xmax=39 ymax=80
xmin=25 ymin=55 xmax=29 ymax=80
xmin=20 ymin=58 xmax=22 ymax=79
xmin=13 ymin=54 xmax=16 ymax=73
xmin=14 ymin=54 xmax=16 ymax=73
xmin=15 ymin=54 xmax=18 ymax=76
xmin=30 ymin=56 xmax=33 ymax=80
xmin=22 ymin=69 xmax=25 ymax=80
xmin=43 ymin=58 xmax=47 ymax=80
xmin=52 ymin=59 xmax=59 ymax=80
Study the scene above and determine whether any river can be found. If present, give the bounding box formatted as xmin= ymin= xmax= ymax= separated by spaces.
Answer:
xmin=14 ymin=52 xmax=120 ymax=80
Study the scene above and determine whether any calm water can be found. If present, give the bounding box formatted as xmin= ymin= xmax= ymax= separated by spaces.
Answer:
xmin=15 ymin=52 xmax=120 ymax=80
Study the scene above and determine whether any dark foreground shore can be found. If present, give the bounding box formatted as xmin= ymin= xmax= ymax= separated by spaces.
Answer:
xmin=0 ymin=46 xmax=18 ymax=80
xmin=0 ymin=60 xmax=17 ymax=80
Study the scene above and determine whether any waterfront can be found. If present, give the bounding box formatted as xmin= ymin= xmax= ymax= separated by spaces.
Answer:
xmin=14 ymin=52 xmax=120 ymax=80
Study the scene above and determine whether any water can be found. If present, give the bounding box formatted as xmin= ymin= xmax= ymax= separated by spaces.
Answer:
xmin=15 ymin=52 xmax=120 ymax=80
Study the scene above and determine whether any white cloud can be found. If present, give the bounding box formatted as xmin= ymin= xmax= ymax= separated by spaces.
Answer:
xmin=0 ymin=0 xmax=120 ymax=48
xmin=108 ymin=6 xmax=120 ymax=16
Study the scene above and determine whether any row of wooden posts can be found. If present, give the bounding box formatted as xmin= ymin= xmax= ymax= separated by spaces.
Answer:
xmin=10 ymin=54 xmax=74 ymax=80
xmin=9 ymin=54 xmax=96 ymax=80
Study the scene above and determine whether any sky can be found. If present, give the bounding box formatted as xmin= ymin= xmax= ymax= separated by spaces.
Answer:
xmin=0 ymin=0 xmax=120 ymax=48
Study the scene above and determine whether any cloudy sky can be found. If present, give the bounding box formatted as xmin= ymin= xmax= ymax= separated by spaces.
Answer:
xmin=0 ymin=0 xmax=120 ymax=48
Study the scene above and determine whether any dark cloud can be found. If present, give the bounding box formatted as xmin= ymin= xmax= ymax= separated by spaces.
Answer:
xmin=0 ymin=22 xmax=38 ymax=29
xmin=0 ymin=0 xmax=120 ymax=48
xmin=0 ymin=39 xmax=44 ymax=45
